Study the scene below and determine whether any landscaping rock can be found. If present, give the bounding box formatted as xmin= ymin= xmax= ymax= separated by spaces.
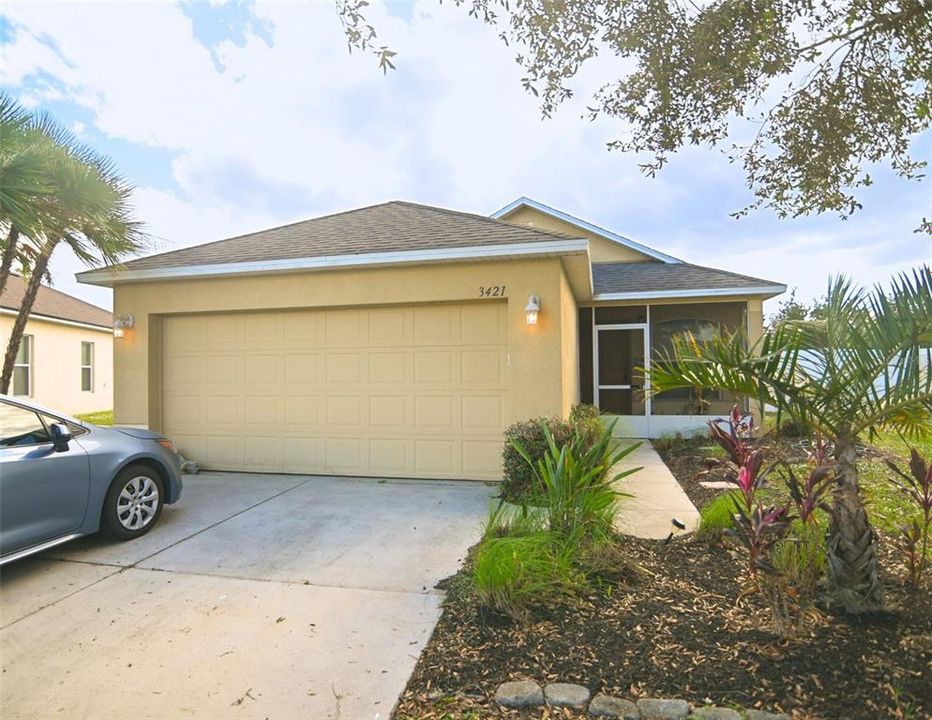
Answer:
xmin=589 ymin=693 xmax=640 ymax=718
xmin=691 ymin=707 xmax=742 ymax=720
xmin=637 ymin=698 xmax=689 ymax=719
xmin=494 ymin=680 xmax=544 ymax=708
xmin=744 ymin=711 xmax=790 ymax=720
xmin=544 ymin=682 xmax=590 ymax=708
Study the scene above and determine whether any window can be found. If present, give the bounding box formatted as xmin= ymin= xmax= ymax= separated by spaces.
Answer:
xmin=651 ymin=318 xmax=724 ymax=415
xmin=81 ymin=341 xmax=94 ymax=392
xmin=12 ymin=335 xmax=32 ymax=397
xmin=0 ymin=400 xmax=49 ymax=447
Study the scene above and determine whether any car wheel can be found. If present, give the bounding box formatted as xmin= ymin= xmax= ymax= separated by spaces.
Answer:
xmin=102 ymin=465 xmax=165 ymax=540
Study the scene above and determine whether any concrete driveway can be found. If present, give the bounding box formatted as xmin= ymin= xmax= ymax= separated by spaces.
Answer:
xmin=0 ymin=473 xmax=492 ymax=720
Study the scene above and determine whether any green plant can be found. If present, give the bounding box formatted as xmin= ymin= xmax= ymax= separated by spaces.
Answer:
xmin=772 ymin=518 xmax=827 ymax=605
xmin=652 ymin=269 xmax=932 ymax=612
xmin=569 ymin=402 xmax=603 ymax=447
xmin=511 ymin=420 xmax=638 ymax=541
xmin=698 ymin=491 xmax=743 ymax=536
xmin=652 ymin=432 xmax=685 ymax=452
xmin=472 ymin=532 xmax=585 ymax=620
xmin=501 ymin=416 xmax=574 ymax=502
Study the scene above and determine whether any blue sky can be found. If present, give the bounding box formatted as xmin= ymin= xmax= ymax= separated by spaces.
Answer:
xmin=0 ymin=1 xmax=929 ymax=315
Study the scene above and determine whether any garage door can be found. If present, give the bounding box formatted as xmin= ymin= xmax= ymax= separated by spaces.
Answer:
xmin=160 ymin=302 xmax=509 ymax=480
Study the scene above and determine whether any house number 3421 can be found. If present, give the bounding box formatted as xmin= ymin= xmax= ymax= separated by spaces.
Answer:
xmin=479 ymin=285 xmax=506 ymax=297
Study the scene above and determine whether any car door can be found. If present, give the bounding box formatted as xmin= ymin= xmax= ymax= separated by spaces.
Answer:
xmin=0 ymin=399 xmax=91 ymax=555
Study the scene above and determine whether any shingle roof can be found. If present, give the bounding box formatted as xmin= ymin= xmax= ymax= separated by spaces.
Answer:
xmin=592 ymin=262 xmax=785 ymax=296
xmin=1 ymin=275 xmax=112 ymax=328
xmin=119 ymin=201 xmax=580 ymax=271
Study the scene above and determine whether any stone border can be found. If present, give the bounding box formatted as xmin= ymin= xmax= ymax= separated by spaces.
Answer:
xmin=494 ymin=681 xmax=789 ymax=719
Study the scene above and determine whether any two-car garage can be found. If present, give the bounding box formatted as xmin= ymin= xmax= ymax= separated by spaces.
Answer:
xmin=160 ymin=301 xmax=509 ymax=480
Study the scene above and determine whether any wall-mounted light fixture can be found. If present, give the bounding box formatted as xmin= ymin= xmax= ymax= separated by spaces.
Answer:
xmin=113 ymin=314 xmax=134 ymax=338
xmin=524 ymin=294 xmax=541 ymax=326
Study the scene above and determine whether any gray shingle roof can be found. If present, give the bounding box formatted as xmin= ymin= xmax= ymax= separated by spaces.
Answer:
xmin=120 ymin=201 xmax=579 ymax=271
xmin=1 ymin=275 xmax=112 ymax=328
xmin=593 ymin=262 xmax=784 ymax=296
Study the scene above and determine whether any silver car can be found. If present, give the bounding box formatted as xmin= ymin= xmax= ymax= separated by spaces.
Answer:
xmin=0 ymin=395 xmax=183 ymax=565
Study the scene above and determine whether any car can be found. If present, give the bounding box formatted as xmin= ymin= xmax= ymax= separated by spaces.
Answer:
xmin=0 ymin=395 xmax=183 ymax=565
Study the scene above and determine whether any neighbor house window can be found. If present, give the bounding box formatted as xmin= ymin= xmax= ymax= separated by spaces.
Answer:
xmin=13 ymin=335 xmax=32 ymax=397
xmin=81 ymin=341 xmax=94 ymax=392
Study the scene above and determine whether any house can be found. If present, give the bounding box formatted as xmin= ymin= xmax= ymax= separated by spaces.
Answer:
xmin=1 ymin=275 xmax=113 ymax=415
xmin=76 ymin=198 xmax=785 ymax=480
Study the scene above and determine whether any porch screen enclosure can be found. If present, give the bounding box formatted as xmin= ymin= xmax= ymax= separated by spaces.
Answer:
xmin=579 ymin=302 xmax=746 ymax=437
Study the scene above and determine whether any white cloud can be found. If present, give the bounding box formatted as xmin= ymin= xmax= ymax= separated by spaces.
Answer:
xmin=1 ymin=0 xmax=928 ymax=315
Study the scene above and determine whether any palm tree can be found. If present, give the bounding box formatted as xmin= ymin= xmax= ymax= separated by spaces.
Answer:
xmin=0 ymin=94 xmax=145 ymax=394
xmin=650 ymin=268 xmax=932 ymax=612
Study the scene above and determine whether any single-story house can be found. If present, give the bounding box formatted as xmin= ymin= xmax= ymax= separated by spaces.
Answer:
xmin=77 ymin=198 xmax=785 ymax=481
xmin=1 ymin=275 xmax=113 ymax=415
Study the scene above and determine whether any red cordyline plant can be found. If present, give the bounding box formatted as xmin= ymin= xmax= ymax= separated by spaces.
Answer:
xmin=784 ymin=462 xmax=833 ymax=524
xmin=886 ymin=449 xmax=932 ymax=587
xmin=708 ymin=405 xmax=758 ymax=466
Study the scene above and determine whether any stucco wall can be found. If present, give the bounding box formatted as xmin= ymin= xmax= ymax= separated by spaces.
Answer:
xmin=500 ymin=206 xmax=652 ymax=264
xmin=112 ymin=257 xmax=580 ymax=430
xmin=0 ymin=315 xmax=113 ymax=415
xmin=560 ymin=269 xmax=579 ymax=417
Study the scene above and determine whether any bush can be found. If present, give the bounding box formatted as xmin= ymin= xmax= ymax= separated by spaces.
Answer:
xmin=501 ymin=404 xmax=604 ymax=503
xmin=570 ymin=403 xmax=603 ymax=447
xmin=472 ymin=532 xmax=585 ymax=620
xmin=698 ymin=491 xmax=742 ymax=537
xmin=777 ymin=416 xmax=813 ymax=438
xmin=502 ymin=416 xmax=574 ymax=502
xmin=653 ymin=432 xmax=686 ymax=452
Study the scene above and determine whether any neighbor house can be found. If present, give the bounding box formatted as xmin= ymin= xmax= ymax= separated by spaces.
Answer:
xmin=1 ymin=275 xmax=113 ymax=415
xmin=77 ymin=198 xmax=784 ymax=480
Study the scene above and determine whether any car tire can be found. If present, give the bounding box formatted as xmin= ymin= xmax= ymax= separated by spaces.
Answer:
xmin=102 ymin=464 xmax=165 ymax=541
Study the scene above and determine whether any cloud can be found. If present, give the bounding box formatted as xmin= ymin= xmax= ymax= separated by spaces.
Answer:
xmin=0 ymin=0 xmax=928 ymax=318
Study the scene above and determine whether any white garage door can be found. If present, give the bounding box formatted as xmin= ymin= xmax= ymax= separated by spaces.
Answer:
xmin=161 ymin=302 xmax=509 ymax=480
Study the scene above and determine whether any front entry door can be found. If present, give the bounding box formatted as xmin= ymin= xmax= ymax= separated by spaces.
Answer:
xmin=594 ymin=326 xmax=650 ymax=437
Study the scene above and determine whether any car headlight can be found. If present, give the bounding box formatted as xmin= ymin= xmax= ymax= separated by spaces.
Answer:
xmin=156 ymin=438 xmax=178 ymax=454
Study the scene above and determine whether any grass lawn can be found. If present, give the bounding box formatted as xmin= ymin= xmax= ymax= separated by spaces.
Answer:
xmin=74 ymin=409 xmax=113 ymax=426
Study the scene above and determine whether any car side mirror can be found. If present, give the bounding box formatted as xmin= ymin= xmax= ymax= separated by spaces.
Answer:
xmin=49 ymin=423 xmax=73 ymax=452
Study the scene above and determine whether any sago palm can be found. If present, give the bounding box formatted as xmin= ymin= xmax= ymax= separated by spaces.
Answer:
xmin=0 ymin=94 xmax=145 ymax=394
xmin=650 ymin=268 xmax=932 ymax=612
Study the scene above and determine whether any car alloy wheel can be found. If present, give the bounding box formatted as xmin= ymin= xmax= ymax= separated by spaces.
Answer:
xmin=116 ymin=475 xmax=161 ymax=531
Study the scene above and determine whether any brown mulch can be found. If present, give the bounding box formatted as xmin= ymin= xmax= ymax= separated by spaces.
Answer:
xmin=395 ymin=535 xmax=931 ymax=720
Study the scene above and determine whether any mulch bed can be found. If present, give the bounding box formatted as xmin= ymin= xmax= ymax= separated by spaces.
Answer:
xmin=395 ymin=536 xmax=931 ymax=720
xmin=394 ymin=440 xmax=932 ymax=720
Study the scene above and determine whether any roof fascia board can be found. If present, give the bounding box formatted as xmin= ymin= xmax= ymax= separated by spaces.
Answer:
xmin=594 ymin=285 xmax=787 ymax=301
xmin=0 ymin=307 xmax=112 ymax=332
xmin=77 ymin=239 xmax=591 ymax=287
xmin=491 ymin=197 xmax=682 ymax=265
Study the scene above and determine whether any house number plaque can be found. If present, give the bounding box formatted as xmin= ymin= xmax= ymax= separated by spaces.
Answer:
xmin=478 ymin=286 xmax=506 ymax=297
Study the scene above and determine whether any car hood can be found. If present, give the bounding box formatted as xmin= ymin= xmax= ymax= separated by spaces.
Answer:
xmin=114 ymin=426 xmax=165 ymax=441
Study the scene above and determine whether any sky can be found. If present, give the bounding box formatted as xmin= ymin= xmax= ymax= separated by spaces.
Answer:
xmin=0 ymin=0 xmax=929 ymax=318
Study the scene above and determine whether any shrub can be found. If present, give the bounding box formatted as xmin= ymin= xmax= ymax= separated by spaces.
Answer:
xmin=772 ymin=518 xmax=826 ymax=604
xmin=511 ymin=420 xmax=638 ymax=541
xmin=777 ymin=416 xmax=813 ymax=438
xmin=698 ymin=491 xmax=742 ymax=536
xmin=501 ymin=404 xmax=606 ymax=503
xmin=653 ymin=432 xmax=686 ymax=452
xmin=502 ymin=416 xmax=574 ymax=502
xmin=569 ymin=403 xmax=603 ymax=447
xmin=472 ymin=532 xmax=585 ymax=620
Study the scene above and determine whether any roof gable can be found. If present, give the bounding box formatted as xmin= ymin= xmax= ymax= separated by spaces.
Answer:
xmin=491 ymin=197 xmax=681 ymax=264
xmin=114 ymin=201 xmax=582 ymax=273
xmin=0 ymin=275 xmax=112 ymax=329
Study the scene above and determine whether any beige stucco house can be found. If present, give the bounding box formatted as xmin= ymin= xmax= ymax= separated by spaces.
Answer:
xmin=77 ymin=198 xmax=784 ymax=481
xmin=1 ymin=275 xmax=113 ymax=415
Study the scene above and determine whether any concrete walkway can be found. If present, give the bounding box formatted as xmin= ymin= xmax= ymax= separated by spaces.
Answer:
xmin=612 ymin=441 xmax=700 ymax=539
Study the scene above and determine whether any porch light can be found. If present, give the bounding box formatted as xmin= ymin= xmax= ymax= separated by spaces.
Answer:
xmin=113 ymin=314 xmax=134 ymax=338
xmin=525 ymin=294 xmax=541 ymax=326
